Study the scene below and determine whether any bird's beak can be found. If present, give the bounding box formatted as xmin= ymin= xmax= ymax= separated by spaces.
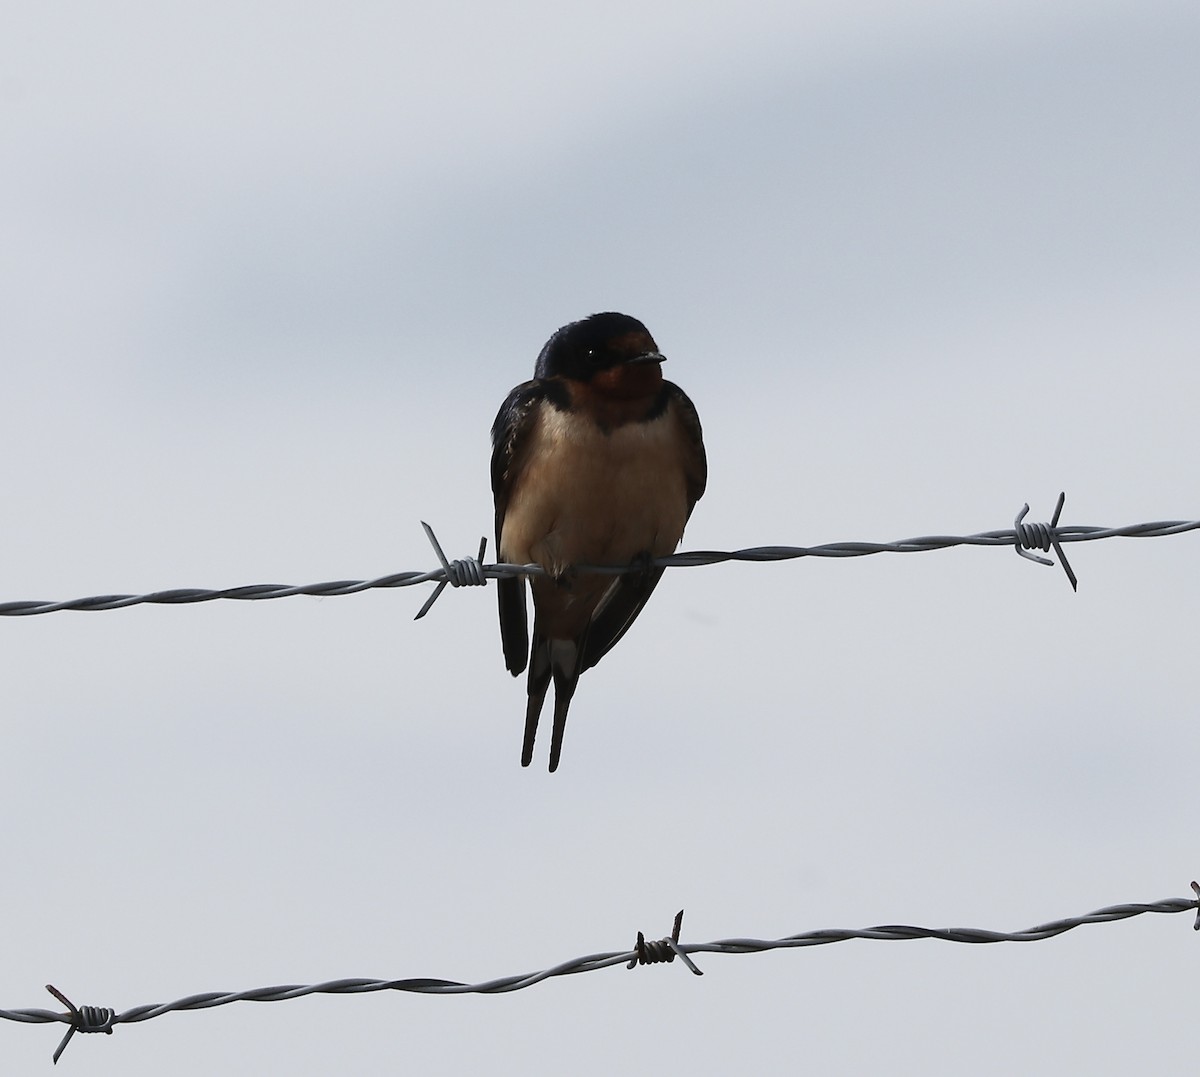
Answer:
xmin=629 ymin=350 xmax=667 ymax=365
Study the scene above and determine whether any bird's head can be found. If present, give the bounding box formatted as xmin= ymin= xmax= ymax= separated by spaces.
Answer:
xmin=534 ymin=313 xmax=665 ymax=395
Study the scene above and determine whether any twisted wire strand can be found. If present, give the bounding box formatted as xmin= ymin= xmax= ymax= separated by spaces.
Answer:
xmin=3 ymin=889 xmax=1197 ymax=1063
xmin=1 ymin=504 xmax=1197 ymax=618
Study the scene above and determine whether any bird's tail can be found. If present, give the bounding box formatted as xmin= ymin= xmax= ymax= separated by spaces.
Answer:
xmin=522 ymin=635 xmax=581 ymax=772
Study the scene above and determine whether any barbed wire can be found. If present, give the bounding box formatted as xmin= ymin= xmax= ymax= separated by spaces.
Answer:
xmin=4 ymin=886 xmax=1197 ymax=1064
xmin=1 ymin=495 xmax=1197 ymax=619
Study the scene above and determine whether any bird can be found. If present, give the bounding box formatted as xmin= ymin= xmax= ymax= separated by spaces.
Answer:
xmin=490 ymin=312 xmax=707 ymax=771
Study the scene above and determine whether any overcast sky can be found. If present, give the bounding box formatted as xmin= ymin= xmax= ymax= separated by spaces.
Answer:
xmin=2 ymin=2 xmax=1198 ymax=1073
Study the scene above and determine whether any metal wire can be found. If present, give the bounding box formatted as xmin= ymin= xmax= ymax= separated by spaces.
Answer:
xmin=1 ymin=497 xmax=1197 ymax=618
xmin=3 ymin=888 xmax=1196 ymax=1063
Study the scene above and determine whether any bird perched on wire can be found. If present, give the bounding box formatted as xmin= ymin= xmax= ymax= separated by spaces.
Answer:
xmin=490 ymin=312 xmax=707 ymax=771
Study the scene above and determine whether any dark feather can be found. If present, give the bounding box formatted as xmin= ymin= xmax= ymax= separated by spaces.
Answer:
xmin=521 ymin=633 xmax=553 ymax=765
xmin=490 ymin=381 xmax=550 ymax=676
xmin=668 ymin=382 xmax=708 ymax=511
xmin=521 ymin=633 xmax=582 ymax=772
xmin=497 ymin=575 xmax=528 ymax=675
xmin=579 ymin=566 xmax=666 ymax=671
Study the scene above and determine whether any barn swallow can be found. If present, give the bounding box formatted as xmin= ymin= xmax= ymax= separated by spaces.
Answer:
xmin=491 ymin=312 xmax=707 ymax=771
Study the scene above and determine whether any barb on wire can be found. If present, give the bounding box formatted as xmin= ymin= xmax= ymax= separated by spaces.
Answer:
xmin=2 ymin=495 xmax=1198 ymax=618
xmin=3 ymin=888 xmax=1196 ymax=1063
xmin=43 ymin=985 xmax=114 ymax=1065
xmin=1014 ymin=492 xmax=1077 ymax=591
xmin=414 ymin=523 xmax=488 ymax=620
xmin=628 ymin=909 xmax=704 ymax=975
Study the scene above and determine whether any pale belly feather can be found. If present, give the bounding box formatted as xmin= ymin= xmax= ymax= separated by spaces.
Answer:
xmin=500 ymin=405 xmax=690 ymax=577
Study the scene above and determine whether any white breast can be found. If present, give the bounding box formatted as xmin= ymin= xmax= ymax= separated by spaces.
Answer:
xmin=500 ymin=404 xmax=691 ymax=576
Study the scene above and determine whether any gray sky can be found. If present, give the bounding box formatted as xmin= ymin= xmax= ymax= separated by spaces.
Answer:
xmin=3 ymin=2 xmax=1198 ymax=1073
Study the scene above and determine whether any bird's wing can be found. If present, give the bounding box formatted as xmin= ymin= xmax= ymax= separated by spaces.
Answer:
xmin=670 ymin=381 xmax=708 ymax=515
xmin=490 ymin=380 xmax=551 ymax=676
